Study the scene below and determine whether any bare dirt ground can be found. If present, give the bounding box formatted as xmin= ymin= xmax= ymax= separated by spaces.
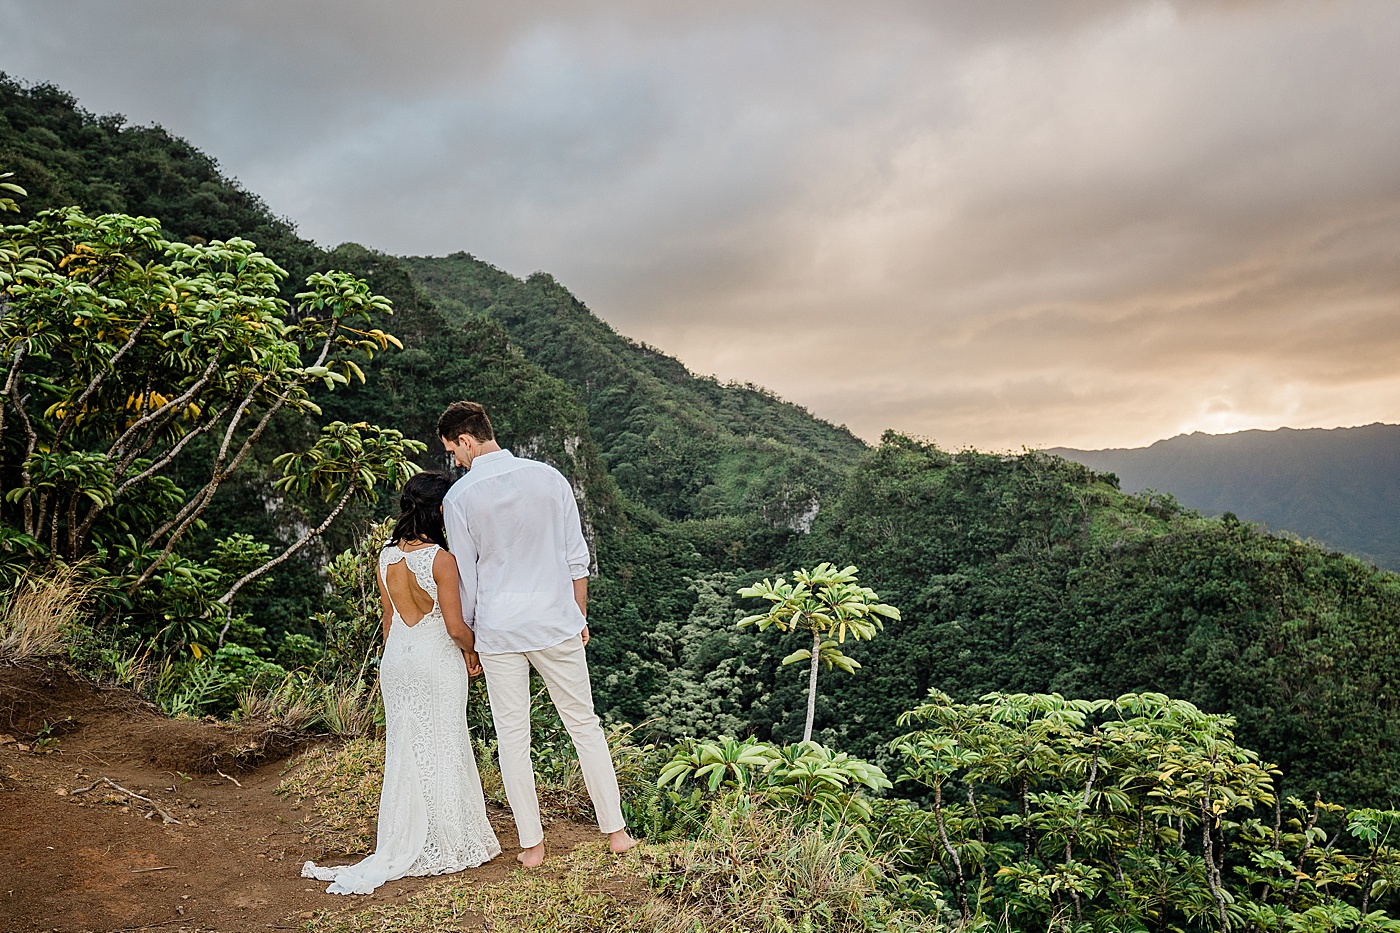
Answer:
xmin=0 ymin=662 xmax=598 ymax=933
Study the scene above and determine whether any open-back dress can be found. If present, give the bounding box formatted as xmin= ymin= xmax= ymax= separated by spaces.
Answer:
xmin=302 ymin=543 xmax=500 ymax=894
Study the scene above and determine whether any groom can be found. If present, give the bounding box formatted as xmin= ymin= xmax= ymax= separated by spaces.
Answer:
xmin=437 ymin=400 xmax=637 ymax=866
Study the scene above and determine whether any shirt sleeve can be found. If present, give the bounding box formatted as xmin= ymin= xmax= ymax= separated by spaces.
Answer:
xmin=559 ymin=472 xmax=592 ymax=580
xmin=442 ymin=488 xmax=479 ymax=627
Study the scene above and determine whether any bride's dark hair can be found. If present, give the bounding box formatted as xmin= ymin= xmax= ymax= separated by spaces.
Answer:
xmin=386 ymin=471 xmax=452 ymax=549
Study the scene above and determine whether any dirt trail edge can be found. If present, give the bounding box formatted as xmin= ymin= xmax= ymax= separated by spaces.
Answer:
xmin=0 ymin=662 xmax=595 ymax=933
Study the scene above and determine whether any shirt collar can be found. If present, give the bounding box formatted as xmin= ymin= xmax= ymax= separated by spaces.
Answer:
xmin=469 ymin=448 xmax=514 ymax=470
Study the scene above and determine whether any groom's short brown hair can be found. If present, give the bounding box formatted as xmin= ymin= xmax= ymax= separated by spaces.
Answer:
xmin=437 ymin=401 xmax=495 ymax=442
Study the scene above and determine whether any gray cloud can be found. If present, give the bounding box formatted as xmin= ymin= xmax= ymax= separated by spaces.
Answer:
xmin=3 ymin=0 xmax=1398 ymax=449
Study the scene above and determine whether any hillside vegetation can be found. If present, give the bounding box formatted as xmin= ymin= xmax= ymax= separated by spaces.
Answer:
xmin=804 ymin=437 xmax=1400 ymax=804
xmin=0 ymin=74 xmax=323 ymax=293
xmin=4 ymin=66 xmax=1400 ymax=903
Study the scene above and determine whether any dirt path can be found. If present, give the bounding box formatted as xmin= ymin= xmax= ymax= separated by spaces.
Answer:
xmin=0 ymin=662 xmax=598 ymax=933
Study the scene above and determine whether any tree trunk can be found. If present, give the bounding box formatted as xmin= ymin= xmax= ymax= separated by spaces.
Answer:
xmin=934 ymin=781 xmax=970 ymax=920
xmin=8 ymin=365 xmax=38 ymax=536
xmin=1020 ymin=776 xmax=1033 ymax=854
xmin=1201 ymin=796 xmax=1228 ymax=928
xmin=129 ymin=378 xmax=289 ymax=592
xmin=106 ymin=356 xmax=219 ymax=469
xmin=51 ymin=304 xmax=156 ymax=452
xmin=215 ymin=482 xmax=358 ymax=644
xmin=1287 ymin=793 xmax=1321 ymax=909
xmin=802 ymin=629 xmax=820 ymax=743
xmin=131 ymin=324 xmax=339 ymax=591
xmin=968 ymin=784 xmax=988 ymax=891
xmin=77 ymin=402 xmax=226 ymax=554
xmin=0 ymin=346 xmax=25 ymax=506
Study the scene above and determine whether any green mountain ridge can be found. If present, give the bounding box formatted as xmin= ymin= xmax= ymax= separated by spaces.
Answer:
xmin=402 ymin=253 xmax=867 ymax=525
xmin=6 ymin=72 xmax=1400 ymax=806
xmin=1050 ymin=422 xmax=1400 ymax=571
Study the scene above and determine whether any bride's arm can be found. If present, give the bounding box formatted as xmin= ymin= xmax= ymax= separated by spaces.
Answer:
xmin=434 ymin=550 xmax=482 ymax=675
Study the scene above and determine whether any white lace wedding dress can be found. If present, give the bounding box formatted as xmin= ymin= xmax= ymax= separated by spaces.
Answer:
xmin=302 ymin=543 xmax=500 ymax=894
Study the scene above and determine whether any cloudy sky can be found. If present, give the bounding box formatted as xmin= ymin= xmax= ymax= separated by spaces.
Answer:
xmin=4 ymin=1 xmax=1399 ymax=450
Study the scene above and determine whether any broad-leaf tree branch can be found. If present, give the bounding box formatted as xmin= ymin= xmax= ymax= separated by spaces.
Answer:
xmin=215 ymin=421 xmax=423 ymax=642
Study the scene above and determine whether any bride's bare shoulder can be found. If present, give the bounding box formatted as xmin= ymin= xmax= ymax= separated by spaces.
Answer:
xmin=432 ymin=546 xmax=459 ymax=581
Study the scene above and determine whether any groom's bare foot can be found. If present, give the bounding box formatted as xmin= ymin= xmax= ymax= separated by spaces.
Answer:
xmin=609 ymin=829 xmax=638 ymax=854
xmin=517 ymin=842 xmax=545 ymax=868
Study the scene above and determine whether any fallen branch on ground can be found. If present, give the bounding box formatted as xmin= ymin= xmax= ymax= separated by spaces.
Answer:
xmin=72 ymin=777 xmax=181 ymax=824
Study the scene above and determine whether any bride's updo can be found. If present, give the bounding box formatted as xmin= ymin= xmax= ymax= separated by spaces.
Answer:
xmin=386 ymin=471 xmax=452 ymax=549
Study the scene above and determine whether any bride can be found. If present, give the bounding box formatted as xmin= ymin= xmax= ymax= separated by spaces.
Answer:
xmin=303 ymin=471 xmax=501 ymax=894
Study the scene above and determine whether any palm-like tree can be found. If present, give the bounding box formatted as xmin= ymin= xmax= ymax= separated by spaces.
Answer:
xmin=739 ymin=563 xmax=900 ymax=743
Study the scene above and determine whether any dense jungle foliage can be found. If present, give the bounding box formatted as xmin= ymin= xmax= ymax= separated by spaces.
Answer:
xmin=802 ymin=439 xmax=1400 ymax=806
xmin=639 ymin=691 xmax=1400 ymax=932
xmin=4 ymin=70 xmax=1400 ymax=838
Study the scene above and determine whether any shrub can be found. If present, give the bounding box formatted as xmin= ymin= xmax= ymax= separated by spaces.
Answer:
xmin=275 ymin=632 xmax=325 ymax=671
xmin=647 ymin=806 xmax=921 ymax=933
xmin=313 ymin=519 xmax=394 ymax=678
xmin=153 ymin=643 xmax=287 ymax=718
xmin=654 ymin=736 xmax=891 ymax=833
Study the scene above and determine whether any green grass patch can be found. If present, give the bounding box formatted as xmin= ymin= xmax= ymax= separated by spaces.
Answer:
xmin=279 ymin=739 xmax=385 ymax=855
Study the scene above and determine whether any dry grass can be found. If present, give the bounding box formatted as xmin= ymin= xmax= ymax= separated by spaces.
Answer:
xmin=297 ymin=813 xmax=927 ymax=933
xmin=278 ymin=731 xmax=574 ymax=859
xmin=238 ymin=674 xmax=384 ymax=738
xmin=307 ymin=842 xmax=651 ymax=933
xmin=0 ymin=564 xmax=93 ymax=662
xmin=238 ymin=675 xmax=323 ymax=733
xmin=321 ymin=678 xmax=383 ymax=737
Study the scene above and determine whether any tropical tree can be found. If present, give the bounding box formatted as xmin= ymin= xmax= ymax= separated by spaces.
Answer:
xmin=0 ymin=205 xmax=407 ymax=640
xmin=738 ymin=563 xmax=900 ymax=743
xmin=885 ymin=690 xmax=1400 ymax=931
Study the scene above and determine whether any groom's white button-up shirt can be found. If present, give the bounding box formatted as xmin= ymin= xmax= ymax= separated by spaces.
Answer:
xmin=442 ymin=449 xmax=591 ymax=655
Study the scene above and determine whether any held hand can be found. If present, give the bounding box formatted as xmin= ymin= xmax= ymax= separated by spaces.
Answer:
xmin=580 ymin=625 xmax=590 ymax=647
xmin=463 ymin=649 xmax=483 ymax=677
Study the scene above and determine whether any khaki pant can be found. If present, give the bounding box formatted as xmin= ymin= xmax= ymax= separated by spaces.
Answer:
xmin=478 ymin=634 xmax=626 ymax=849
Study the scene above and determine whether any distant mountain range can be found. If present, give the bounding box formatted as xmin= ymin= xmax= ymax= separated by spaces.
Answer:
xmin=1050 ymin=423 xmax=1400 ymax=571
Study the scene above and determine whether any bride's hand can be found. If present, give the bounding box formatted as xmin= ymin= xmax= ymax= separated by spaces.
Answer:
xmin=463 ymin=649 xmax=483 ymax=677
